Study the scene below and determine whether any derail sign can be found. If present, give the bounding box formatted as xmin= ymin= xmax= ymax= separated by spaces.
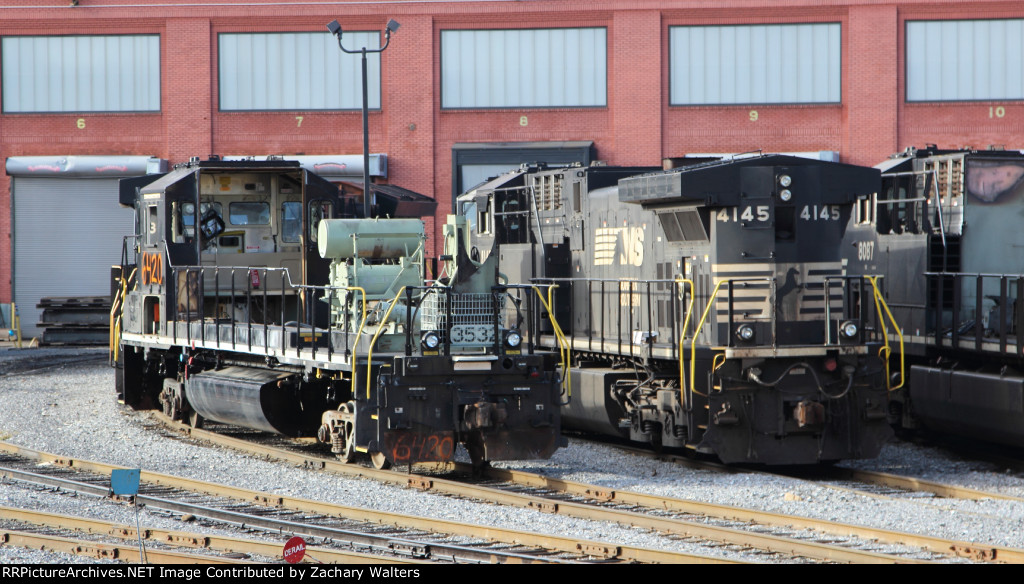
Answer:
xmin=283 ymin=536 xmax=306 ymax=564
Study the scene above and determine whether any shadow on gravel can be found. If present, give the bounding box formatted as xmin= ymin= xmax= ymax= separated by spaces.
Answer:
xmin=0 ymin=346 xmax=108 ymax=376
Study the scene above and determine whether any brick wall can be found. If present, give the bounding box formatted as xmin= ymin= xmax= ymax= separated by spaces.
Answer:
xmin=845 ymin=5 xmax=898 ymax=167
xmin=1 ymin=0 xmax=1023 ymax=302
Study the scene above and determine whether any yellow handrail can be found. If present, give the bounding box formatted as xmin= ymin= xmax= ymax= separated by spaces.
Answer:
xmin=364 ymin=286 xmax=407 ymax=400
xmin=109 ymin=282 xmax=122 ymax=362
xmin=690 ymin=279 xmax=728 ymax=396
xmin=109 ymin=268 xmax=136 ymax=364
xmin=866 ymin=276 xmax=905 ymax=391
xmin=678 ymin=274 xmax=904 ymax=399
xmin=345 ymin=286 xmax=369 ymax=360
xmin=532 ymin=284 xmax=571 ymax=397
xmin=362 ymin=284 xmax=573 ymax=401
xmin=674 ymin=278 xmax=697 ymax=401
xmin=711 ymin=352 xmax=727 ymax=378
xmin=11 ymin=303 xmax=21 ymax=348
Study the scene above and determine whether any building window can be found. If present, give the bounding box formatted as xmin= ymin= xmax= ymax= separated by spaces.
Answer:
xmin=906 ymin=19 xmax=1024 ymax=102
xmin=2 ymin=35 xmax=160 ymax=113
xmin=669 ymin=23 xmax=841 ymax=105
xmin=219 ymin=32 xmax=380 ymax=111
xmin=441 ymin=28 xmax=607 ymax=108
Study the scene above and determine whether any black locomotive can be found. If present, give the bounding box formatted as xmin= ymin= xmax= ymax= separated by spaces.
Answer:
xmin=845 ymin=146 xmax=1024 ymax=449
xmin=111 ymin=157 xmax=563 ymax=471
xmin=459 ymin=155 xmax=900 ymax=464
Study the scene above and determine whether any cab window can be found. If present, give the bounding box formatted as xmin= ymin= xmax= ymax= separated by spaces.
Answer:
xmin=181 ymin=202 xmax=222 ymax=229
xmin=309 ymin=201 xmax=334 ymax=243
xmin=146 ymin=205 xmax=159 ymax=245
xmin=281 ymin=202 xmax=302 ymax=243
xmin=229 ymin=202 xmax=270 ymax=225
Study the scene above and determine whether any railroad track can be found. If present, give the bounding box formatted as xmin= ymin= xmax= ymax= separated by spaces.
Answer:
xmin=569 ymin=439 xmax=1024 ymax=561
xmin=0 ymin=454 xmax=434 ymax=564
xmin=0 ymin=522 xmax=255 ymax=564
xmin=808 ymin=465 xmax=1024 ymax=503
xmin=133 ymin=414 xmax=1024 ymax=563
xmin=6 ymin=352 xmax=1017 ymax=564
xmin=0 ymin=443 xmax=723 ymax=564
xmin=599 ymin=440 xmax=1024 ymax=513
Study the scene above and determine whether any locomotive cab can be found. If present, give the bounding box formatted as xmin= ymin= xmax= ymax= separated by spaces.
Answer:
xmin=119 ymin=159 xmax=340 ymax=338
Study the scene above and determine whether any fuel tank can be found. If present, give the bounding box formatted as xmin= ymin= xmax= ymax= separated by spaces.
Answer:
xmin=910 ymin=364 xmax=1024 ymax=448
xmin=186 ymin=366 xmax=308 ymax=435
xmin=563 ymin=368 xmax=631 ymax=437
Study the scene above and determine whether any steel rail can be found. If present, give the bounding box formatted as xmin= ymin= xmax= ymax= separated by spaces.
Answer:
xmin=565 ymin=441 xmax=1023 ymax=563
xmin=0 ymin=527 xmax=252 ymax=564
xmin=0 ymin=462 xmax=552 ymax=565
xmin=0 ymin=441 xmax=731 ymax=564
xmin=476 ymin=465 xmax=1015 ymax=564
xmin=144 ymin=420 xmax=931 ymax=563
xmin=827 ymin=466 xmax=1024 ymax=504
xmin=0 ymin=505 xmax=424 ymax=565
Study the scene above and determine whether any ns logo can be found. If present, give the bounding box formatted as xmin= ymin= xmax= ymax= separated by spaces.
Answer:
xmin=593 ymin=226 xmax=644 ymax=267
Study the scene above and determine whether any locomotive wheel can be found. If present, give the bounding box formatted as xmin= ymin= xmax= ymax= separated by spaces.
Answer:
xmin=161 ymin=394 xmax=175 ymax=419
xmin=466 ymin=434 xmax=489 ymax=477
xmin=338 ymin=402 xmax=357 ymax=463
xmin=340 ymin=423 xmax=357 ymax=463
xmin=370 ymin=451 xmax=392 ymax=470
xmin=161 ymin=392 xmax=184 ymax=421
xmin=189 ymin=410 xmax=204 ymax=429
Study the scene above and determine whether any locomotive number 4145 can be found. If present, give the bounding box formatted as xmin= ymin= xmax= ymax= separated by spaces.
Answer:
xmin=716 ymin=206 xmax=770 ymax=222
xmin=799 ymin=205 xmax=841 ymax=221
xmin=716 ymin=205 xmax=840 ymax=223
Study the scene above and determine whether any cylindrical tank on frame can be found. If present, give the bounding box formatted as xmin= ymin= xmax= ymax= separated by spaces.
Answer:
xmin=318 ymin=218 xmax=424 ymax=259
xmin=186 ymin=366 xmax=313 ymax=436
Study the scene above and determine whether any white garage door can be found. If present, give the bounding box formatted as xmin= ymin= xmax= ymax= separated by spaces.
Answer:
xmin=12 ymin=176 xmax=136 ymax=338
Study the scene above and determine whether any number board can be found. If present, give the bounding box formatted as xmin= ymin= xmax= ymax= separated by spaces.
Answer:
xmin=449 ymin=324 xmax=495 ymax=345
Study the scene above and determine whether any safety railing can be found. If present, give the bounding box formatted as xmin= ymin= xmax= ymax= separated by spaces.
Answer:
xmin=865 ymin=275 xmax=905 ymax=391
xmin=126 ymin=262 xmax=559 ymax=381
xmin=926 ymin=271 xmax=1024 ymax=357
xmin=531 ymin=277 xmax=693 ymax=363
xmin=172 ymin=265 xmax=340 ymax=361
xmin=530 ymin=273 xmax=905 ymax=401
xmin=111 ymin=236 xmax=143 ymax=365
xmin=822 ymin=275 xmax=891 ymax=346
xmin=687 ymin=276 xmax=774 ymax=397
xmin=363 ymin=283 xmax=565 ymax=399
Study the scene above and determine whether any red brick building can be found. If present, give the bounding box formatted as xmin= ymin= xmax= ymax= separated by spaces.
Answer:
xmin=1 ymin=0 xmax=1022 ymax=335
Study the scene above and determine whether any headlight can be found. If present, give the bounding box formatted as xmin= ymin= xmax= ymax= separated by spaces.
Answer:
xmin=505 ymin=330 xmax=522 ymax=348
xmin=421 ymin=331 xmax=440 ymax=349
xmin=840 ymin=321 xmax=858 ymax=338
xmin=735 ymin=324 xmax=754 ymax=341
xmin=778 ymin=174 xmax=792 ymax=187
xmin=779 ymin=189 xmax=793 ymax=202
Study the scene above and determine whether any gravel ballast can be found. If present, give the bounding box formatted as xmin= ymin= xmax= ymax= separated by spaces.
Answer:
xmin=1 ymin=347 xmax=1022 ymax=564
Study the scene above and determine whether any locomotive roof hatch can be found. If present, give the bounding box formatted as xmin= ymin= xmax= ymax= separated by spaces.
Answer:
xmin=372 ymin=183 xmax=438 ymax=218
xmin=461 ymin=166 xmax=530 ymax=198
xmin=617 ymin=154 xmax=879 ymax=207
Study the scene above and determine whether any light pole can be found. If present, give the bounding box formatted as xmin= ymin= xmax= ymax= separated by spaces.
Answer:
xmin=327 ymin=18 xmax=400 ymax=218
